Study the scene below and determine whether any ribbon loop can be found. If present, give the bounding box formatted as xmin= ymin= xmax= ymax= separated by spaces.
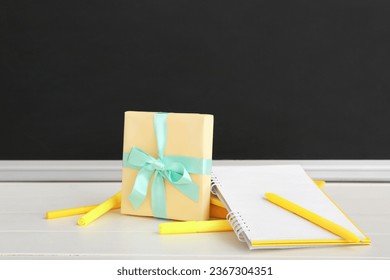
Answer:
xmin=123 ymin=112 xmax=211 ymax=218
xmin=127 ymin=167 xmax=154 ymax=209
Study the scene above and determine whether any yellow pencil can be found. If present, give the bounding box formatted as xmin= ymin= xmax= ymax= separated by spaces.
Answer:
xmin=46 ymin=205 xmax=100 ymax=219
xmin=159 ymin=220 xmax=232 ymax=234
xmin=210 ymin=194 xmax=225 ymax=208
xmin=264 ymin=193 xmax=361 ymax=242
xmin=78 ymin=192 xmax=122 ymax=226
xmin=209 ymin=204 xmax=229 ymax=219
xmin=313 ymin=180 xmax=326 ymax=188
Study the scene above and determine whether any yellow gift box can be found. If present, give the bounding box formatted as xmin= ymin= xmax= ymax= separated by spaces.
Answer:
xmin=121 ymin=111 xmax=214 ymax=221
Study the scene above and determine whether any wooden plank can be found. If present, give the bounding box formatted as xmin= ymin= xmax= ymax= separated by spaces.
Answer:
xmin=0 ymin=182 xmax=388 ymax=259
xmin=0 ymin=231 xmax=386 ymax=259
xmin=2 ymin=160 xmax=390 ymax=181
xmin=0 ymin=182 xmax=121 ymax=213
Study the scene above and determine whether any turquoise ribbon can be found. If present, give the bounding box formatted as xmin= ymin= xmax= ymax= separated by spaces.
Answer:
xmin=123 ymin=112 xmax=212 ymax=218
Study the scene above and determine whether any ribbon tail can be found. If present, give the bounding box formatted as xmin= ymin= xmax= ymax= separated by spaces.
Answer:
xmin=128 ymin=167 xmax=154 ymax=209
xmin=172 ymin=182 xmax=199 ymax=203
xmin=151 ymin=172 xmax=167 ymax=219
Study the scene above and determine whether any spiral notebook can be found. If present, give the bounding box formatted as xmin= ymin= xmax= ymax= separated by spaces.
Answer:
xmin=211 ymin=165 xmax=370 ymax=250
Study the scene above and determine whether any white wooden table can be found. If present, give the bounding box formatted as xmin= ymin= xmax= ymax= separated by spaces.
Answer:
xmin=0 ymin=180 xmax=389 ymax=259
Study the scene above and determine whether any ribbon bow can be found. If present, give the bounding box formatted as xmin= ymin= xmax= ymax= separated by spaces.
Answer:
xmin=123 ymin=112 xmax=212 ymax=218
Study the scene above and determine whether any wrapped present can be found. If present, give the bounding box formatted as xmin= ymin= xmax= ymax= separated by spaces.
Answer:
xmin=121 ymin=111 xmax=214 ymax=221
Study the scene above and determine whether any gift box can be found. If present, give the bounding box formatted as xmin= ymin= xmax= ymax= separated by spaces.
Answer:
xmin=121 ymin=111 xmax=214 ymax=221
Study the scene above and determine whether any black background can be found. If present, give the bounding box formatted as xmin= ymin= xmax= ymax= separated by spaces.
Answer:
xmin=2 ymin=1 xmax=390 ymax=159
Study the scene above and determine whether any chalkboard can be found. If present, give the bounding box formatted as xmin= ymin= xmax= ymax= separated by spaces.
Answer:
xmin=2 ymin=1 xmax=390 ymax=159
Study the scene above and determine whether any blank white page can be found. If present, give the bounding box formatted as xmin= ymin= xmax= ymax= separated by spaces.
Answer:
xmin=212 ymin=165 xmax=367 ymax=245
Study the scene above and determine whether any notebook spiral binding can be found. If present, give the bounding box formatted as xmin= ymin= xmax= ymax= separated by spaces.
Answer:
xmin=211 ymin=172 xmax=250 ymax=242
xmin=226 ymin=211 xmax=250 ymax=242
xmin=210 ymin=172 xmax=220 ymax=195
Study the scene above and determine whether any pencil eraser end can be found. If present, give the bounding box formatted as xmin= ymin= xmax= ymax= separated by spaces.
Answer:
xmin=78 ymin=218 xmax=86 ymax=226
xmin=158 ymin=223 xmax=166 ymax=234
